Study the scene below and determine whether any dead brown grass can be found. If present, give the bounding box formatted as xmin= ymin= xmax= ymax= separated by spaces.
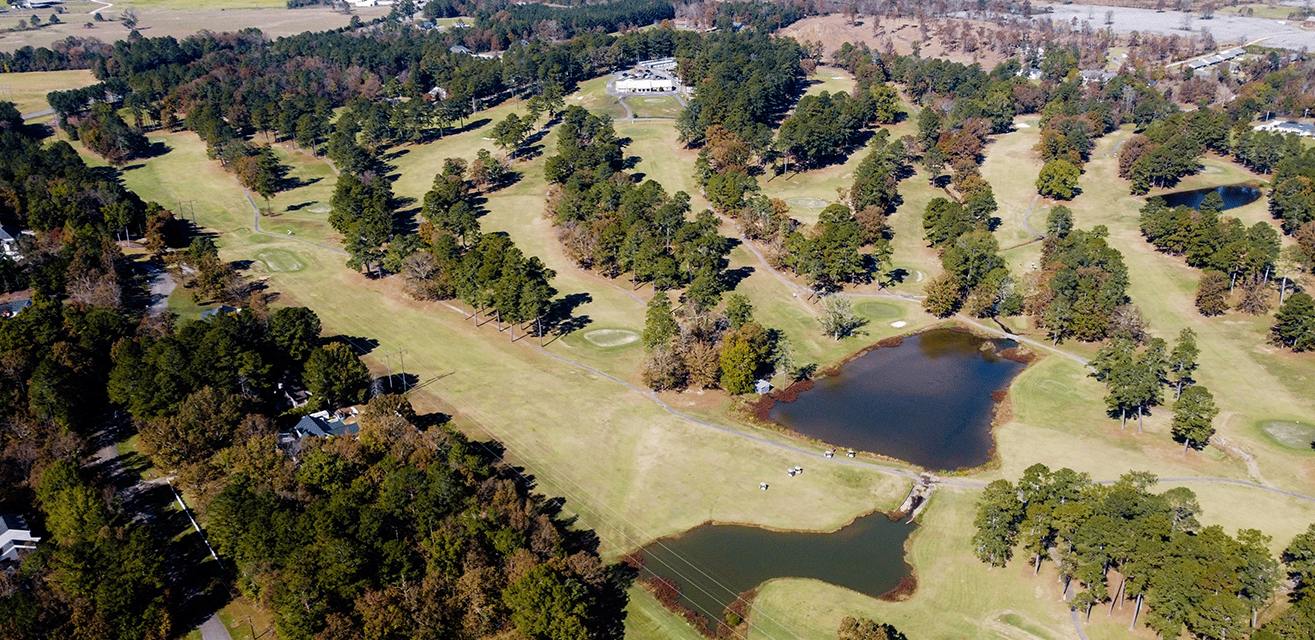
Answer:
xmin=779 ymin=15 xmax=1009 ymax=68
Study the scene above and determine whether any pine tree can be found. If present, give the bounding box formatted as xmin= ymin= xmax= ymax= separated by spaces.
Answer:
xmin=1168 ymin=328 xmax=1199 ymax=399
xmin=642 ymin=291 xmax=677 ymax=349
xmin=1171 ymin=385 xmax=1218 ymax=452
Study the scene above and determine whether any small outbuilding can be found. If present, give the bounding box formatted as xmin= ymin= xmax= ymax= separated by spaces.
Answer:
xmin=754 ymin=379 xmax=772 ymax=395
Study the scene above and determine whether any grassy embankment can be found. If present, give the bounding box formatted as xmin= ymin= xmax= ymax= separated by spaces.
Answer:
xmin=66 ymin=65 xmax=1315 ymax=640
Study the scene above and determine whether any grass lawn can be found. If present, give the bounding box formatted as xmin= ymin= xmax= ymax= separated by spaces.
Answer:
xmin=69 ymin=72 xmax=1315 ymax=640
xmin=254 ymin=142 xmax=342 ymax=247
xmin=803 ymin=66 xmax=856 ymax=98
xmin=573 ymin=74 xmax=629 ymax=120
xmin=623 ymin=94 xmax=683 ymax=119
xmin=214 ymin=597 xmax=277 ymax=640
xmin=0 ymin=4 xmax=389 ymax=52
xmin=0 ymin=69 xmax=98 ymax=116
xmin=625 ymin=585 xmax=709 ymax=640
xmin=96 ymin=123 xmax=917 ymax=569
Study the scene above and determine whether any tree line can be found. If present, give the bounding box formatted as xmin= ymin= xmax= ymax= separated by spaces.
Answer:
xmin=641 ymin=290 xmax=798 ymax=394
xmin=1089 ymin=327 xmax=1216 ymax=449
xmin=973 ymin=465 xmax=1292 ymax=640
xmin=1024 ymin=219 xmax=1133 ymax=344
xmin=547 ymin=105 xmax=733 ymax=307
xmin=1139 ymin=194 xmax=1284 ymax=318
xmin=204 ymin=393 xmax=629 ymax=640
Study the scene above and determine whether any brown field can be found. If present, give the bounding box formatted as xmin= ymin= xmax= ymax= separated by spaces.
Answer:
xmin=780 ymin=14 xmax=1009 ymax=68
xmin=0 ymin=5 xmax=389 ymax=52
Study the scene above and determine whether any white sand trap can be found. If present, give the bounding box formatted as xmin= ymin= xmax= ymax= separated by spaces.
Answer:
xmin=1014 ymin=121 xmax=1031 ymax=128
xmin=831 ymin=76 xmax=844 ymax=79
xmin=583 ymin=329 xmax=639 ymax=348
xmin=891 ymin=321 xmax=907 ymax=328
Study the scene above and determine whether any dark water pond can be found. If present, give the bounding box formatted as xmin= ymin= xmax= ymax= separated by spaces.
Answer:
xmin=769 ymin=329 xmax=1026 ymax=470
xmin=637 ymin=512 xmax=915 ymax=625
xmin=1158 ymin=184 xmax=1261 ymax=211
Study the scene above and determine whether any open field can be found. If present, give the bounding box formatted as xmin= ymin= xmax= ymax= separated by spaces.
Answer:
xmin=0 ymin=5 xmax=388 ymax=52
xmin=802 ymin=66 xmax=855 ymax=98
xmin=1041 ymin=3 xmax=1315 ymax=50
xmin=69 ymin=67 xmax=1315 ymax=640
xmin=0 ymin=69 xmax=97 ymax=116
xmin=780 ymin=15 xmax=1010 ymax=68
xmin=95 ymin=124 xmax=919 ymax=570
xmin=623 ymin=94 xmax=683 ymax=119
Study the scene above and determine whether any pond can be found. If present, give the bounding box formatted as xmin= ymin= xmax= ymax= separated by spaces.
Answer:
xmin=769 ymin=329 xmax=1027 ymax=470
xmin=637 ymin=512 xmax=915 ymax=626
xmin=1157 ymin=184 xmax=1261 ymax=211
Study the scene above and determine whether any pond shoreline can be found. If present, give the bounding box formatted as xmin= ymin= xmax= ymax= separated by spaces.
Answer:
xmin=743 ymin=322 xmax=1040 ymax=474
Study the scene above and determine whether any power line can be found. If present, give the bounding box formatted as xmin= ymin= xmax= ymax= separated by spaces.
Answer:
xmin=331 ymin=332 xmax=810 ymax=638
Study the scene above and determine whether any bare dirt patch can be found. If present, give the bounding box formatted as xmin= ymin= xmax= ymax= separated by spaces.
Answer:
xmin=779 ymin=15 xmax=1009 ymax=68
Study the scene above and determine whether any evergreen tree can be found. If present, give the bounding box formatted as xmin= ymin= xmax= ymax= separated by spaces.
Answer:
xmin=1171 ymin=385 xmax=1218 ymax=452
xmin=1272 ymin=292 xmax=1315 ymax=351
xmin=1168 ymin=328 xmax=1199 ymax=399
xmin=642 ymin=291 xmax=676 ymax=349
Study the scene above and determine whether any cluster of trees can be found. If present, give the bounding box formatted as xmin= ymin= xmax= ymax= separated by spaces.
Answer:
xmin=1089 ymin=328 xmax=1214 ymax=447
xmin=205 ymin=394 xmax=629 ymax=640
xmin=0 ymin=460 xmax=173 ymax=639
xmin=778 ymin=204 xmax=877 ymax=292
xmin=329 ymin=170 xmax=397 ymax=276
xmin=1118 ymin=109 xmax=1230 ymax=195
xmin=973 ymin=465 xmax=1285 ymax=639
xmin=1035 ymin=113 xmax=1098 ymax=200
xmin=547 ymin=106 xmax=733 ymax=306
xmin=472 ymin=0 xmax=674 ymax=43
xmin=775 ymin=89 xmax=885 ymax=170
xmin=107 ymin=306 xmax=374 ymax=471
xmin=918 ymin=155 xmax=1010 ymax=319
xmin=1256 ymin=523 xmax=1315 ymax=639
xmin=1271 ymin=293 xmax=1315 ymax=352
xmin=1267 ymin=143 xmax=1315 ymax=236
xmin=676 ymin=30 xmax=805 ymax=151
xmin=837 ymin=616 xmax=907 ymax=640
xmin=1139 ymin=195 xmax=1283 ymax=317
xmin=388 ymin=159 xmax=557 ymax=340
xmin=72 ymin=102 xmax=149 ymax=166
xmin=641 ymin=291 xmax=796 ymax=393
xmin=1024 ymin=220 xmax=1132 ymax=344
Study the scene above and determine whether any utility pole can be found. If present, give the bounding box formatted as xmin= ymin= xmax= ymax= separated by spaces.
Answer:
xmin=398 ymin=349 xmax=406 ymax=392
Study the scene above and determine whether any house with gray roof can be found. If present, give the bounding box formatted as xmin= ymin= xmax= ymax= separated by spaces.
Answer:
xmin=290 ymin=408 xmax=360 ymax=439
xmin=0 ymin=225 xmax=22 ymax=260
xmin=0 ymin=299 xmax=31 ymax=319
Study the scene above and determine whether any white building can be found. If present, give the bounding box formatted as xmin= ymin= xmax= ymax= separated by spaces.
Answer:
xmin=615 ymin=78 xmax=676 ymax=93
xmin=1253 ymin=120 xmax=1315 ymax=137
xmin=1 ymin=515 xmax=39 ymax=562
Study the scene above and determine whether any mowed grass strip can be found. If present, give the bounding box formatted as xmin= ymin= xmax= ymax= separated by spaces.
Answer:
xmin=623 ymin=94 xmax=683 ymax=119
xmin=0 ymin=69 xmax=98 ymax=116
xmin=746 ymin=489 xmax=1078 ymax=640
xmin=99 ymin=122 xmax=914 ymax=564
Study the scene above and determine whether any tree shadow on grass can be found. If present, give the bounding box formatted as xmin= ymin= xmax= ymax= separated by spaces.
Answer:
xmin=541 ymin=292 xmax=593 ymax=345
xmin=324 ymin=335 xmax=380 ymax=355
